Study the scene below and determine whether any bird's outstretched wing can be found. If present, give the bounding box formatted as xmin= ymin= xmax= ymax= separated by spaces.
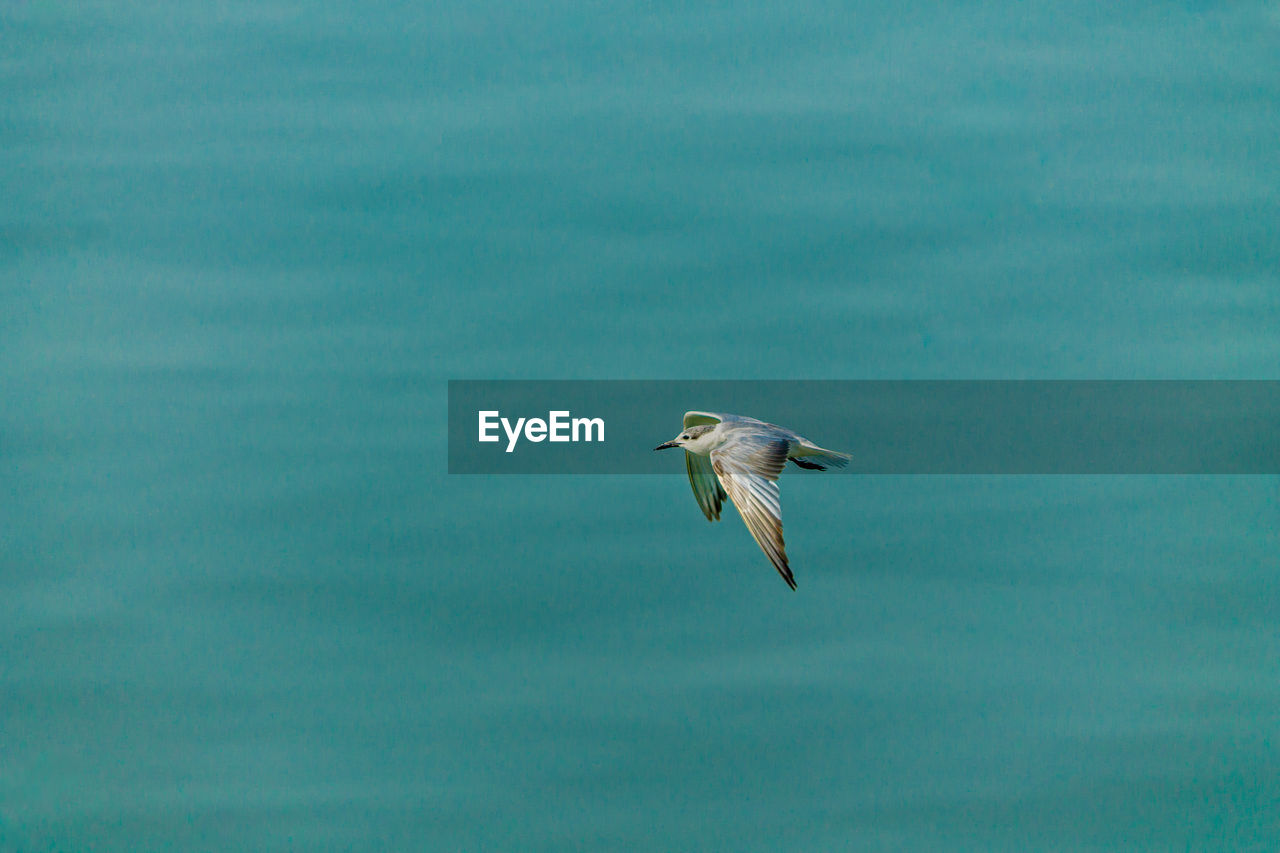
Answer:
xmin=711 ymin=433 xmax=794 ymax=590
xmin=681 ymin=412 xmax=728 ymax=521
xmin=685 ymin=450 xmax=726 ymax=521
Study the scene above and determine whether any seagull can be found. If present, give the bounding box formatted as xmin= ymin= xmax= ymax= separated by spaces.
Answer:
xmin=654 ymin=411 xmax=850 ymax=590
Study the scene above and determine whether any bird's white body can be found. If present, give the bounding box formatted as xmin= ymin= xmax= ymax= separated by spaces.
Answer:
xmin=654 ymin=411 xmax=850 ymax=590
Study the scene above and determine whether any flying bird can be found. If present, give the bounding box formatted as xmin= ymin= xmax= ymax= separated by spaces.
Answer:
xmin=654 ymin=411 xmax=850 ymax=590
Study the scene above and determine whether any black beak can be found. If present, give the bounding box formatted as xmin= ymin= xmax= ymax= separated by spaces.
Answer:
xmin=654 ymin=441 xmax=678 ymax=451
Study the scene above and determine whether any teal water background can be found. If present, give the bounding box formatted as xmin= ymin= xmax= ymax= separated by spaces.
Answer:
xmin=4 ymin=2 xmax=1279 ymax=849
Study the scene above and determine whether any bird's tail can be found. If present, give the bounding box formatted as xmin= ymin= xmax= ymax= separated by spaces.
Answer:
xmin=791 ymin=445 xmax=851 ymax=471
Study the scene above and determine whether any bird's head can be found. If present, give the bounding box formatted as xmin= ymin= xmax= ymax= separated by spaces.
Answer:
xmin=654 ymin=424 xmax=715 ymax=451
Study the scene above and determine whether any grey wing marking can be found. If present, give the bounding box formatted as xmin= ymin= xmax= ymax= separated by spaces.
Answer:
xmin=685 ymin=450 xmax=726 ymax=521
xmin=684 ymin=411 xmax=768 ymax=429
xmin=683 ymin=411 xmax=723 ymax=428
xmin=711 ymin=435 xmax=795 ymax=590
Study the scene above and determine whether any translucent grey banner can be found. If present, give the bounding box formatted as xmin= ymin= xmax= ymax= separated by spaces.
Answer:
xmin=447 ymin=381 xmax=1280 ymax=474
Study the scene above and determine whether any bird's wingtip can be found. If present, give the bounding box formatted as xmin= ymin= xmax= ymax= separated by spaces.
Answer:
xmin=779 ymin=565 xmax=797 ymax=590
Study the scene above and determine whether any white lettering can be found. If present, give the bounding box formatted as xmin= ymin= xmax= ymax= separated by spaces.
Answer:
xmin=548 ymin=411 xmax=570 ymax=442
xmin=573 ymin=417 xmax=604 ymax=442
xmin=478 ymin=411 xmax=500 ymax=442
xmin=502 ymin=417 xmax=526 ymax=453
xmin=480 ymin=411 xmax=604 ymax=452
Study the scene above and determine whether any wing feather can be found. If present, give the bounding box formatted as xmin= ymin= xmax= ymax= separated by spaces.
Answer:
xmin=685 ymin=450 xmax=726 ymax=521
xmin=711 ymin=435 xmax=795 ymax=590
